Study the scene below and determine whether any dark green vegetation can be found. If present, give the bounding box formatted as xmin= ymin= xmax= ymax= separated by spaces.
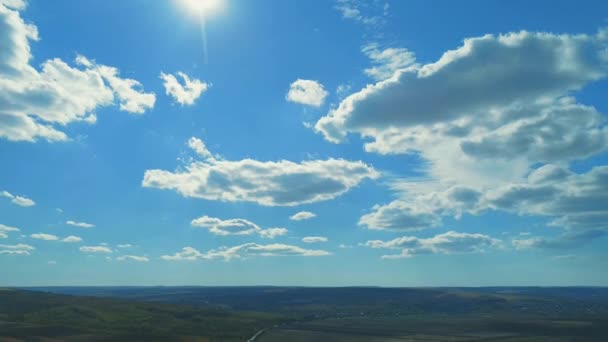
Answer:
xmin=2 ymin=287 xmax=608 ymax=341
xmin=0 ymin=288 xmax=285 ymax=341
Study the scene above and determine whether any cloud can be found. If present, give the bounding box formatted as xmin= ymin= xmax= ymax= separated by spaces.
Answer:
xmin=89 ymin=60 xmax=156 ymax=114
xmin=160 ymin=71 xmax=209 ymax=106
xmin=116 ymin=255 xmax=149 ymax=262
xmin=160 ymin=246 xmax=202 ymax=261
xmin=334 ymin=0 xmax=387 ymax=26
xmin=315 ymin=30 xmax=608 ymax=187
xmin=162 ymin=243 xmax=331 ymax=261
xmin=362 ymin=44 xmax=417 ymax=81
xmin=203 ymin=243 xmax=331 ymax=260
xmin=512 ymin=230 xmax=607 ymax=250
xmin=364 ymin=231 xmax=502 ymax=259
xmin=366 ymin=164 xmax=608 ymax=245
xmin=187 ymin=137 xmax=215 ymax=160
xmin=359 ymin=201 xmax=443 ymax=232
xmin=313 ymin=29 xmax=608 ymax=245
xmin=1 ymin=190 xmax=34 ymax=207
xmin=116 ymin=244 xmax=132 ymax=248
xmin=286 ymin=79 xmax=328 ymax=107
xmin=290 ymin=211 xmax=316 ymax=221
xmin=30 ymin=233 xmax=59 ymax=241
xmin=0 ymin=3 xmax=154 ymax=142
xmin=66 ymin=220 xmax=95 ymax=228
xmin=62 ymin=235 xmax=82 ymax=243
xmin=0 ymin=223 xmax=19 ymax=238
xmin=258 ymin=228 xmax=289 ymax=239
xmin=0 ymin=243 xmax=34 ymax=255
xmin=143 ymin=137 xmax=378 ymax=206
xmin=47 ymin=260 xmax=56 ymax=264
xmin=302 ymin=236 xmax=328 ymax=243
xmin=79 ymin=245 xmax=112 ymax=253
xmin=191 ymin=215 xmax=287 ymax=239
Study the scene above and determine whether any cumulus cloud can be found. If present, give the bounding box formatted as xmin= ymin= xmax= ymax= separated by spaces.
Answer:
xmin=62 ymin=235 xmax=82 ymax=243
xmin=290 ymin=211 xmax=316 ymax=221
xmin=116 ymin=255 xmax=149 ymax=262
xmin=116 ymin=244 xmax=132 ymax=248
xmin=30 ymin=233 xmax=58 ymax=241
xmin=315 ymin=31 xmax=608 ymax=186
xmin=143 ymin=137 xmax=378 ymax=206
xmin=366 ymin=164 xmax=608 ymax=245
xmin=0 ymin=223 xmax=19 ymax=239
xmin=286 ymin=79 xmax=328 ymax=107
xmin=302 ymin=236 xmax=328 ymax=243
xmin=79 ymin=245 xmax=112 ymax=253
xmin=162 ymin=243 xmax=331 ymax=261
xmin=66 ymin=220 xmax=95 ymax=228
xmin=191 ymin=215 xmax=287 ymax=239
xmin=364 ymin=231 xmax=501 ymax=259
xmin=0 ymin=243 xmax=34 ymax=255
xmin=160 ymin=71 xmax=209 ymax=106
xmin=0 ymin=3 xmax=154 ymax=142
xmin=317 ymin=31 xmax=608 ymax=144
xmin=1 ymin=190 xmax=34 ymax=207
xmin=314 ymin=29 xmax=608 ymax=246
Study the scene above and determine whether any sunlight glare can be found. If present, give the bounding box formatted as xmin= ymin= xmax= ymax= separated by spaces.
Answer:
xmin=177 ymin=0 xmax=224 ymax=18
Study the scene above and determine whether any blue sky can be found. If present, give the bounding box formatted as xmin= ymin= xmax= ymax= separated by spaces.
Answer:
xmin=1 ymin=0 xmax=608 ymax=286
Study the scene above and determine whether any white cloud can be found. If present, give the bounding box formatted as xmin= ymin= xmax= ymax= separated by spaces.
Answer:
xmin=62 ymin=235 xmax=82 ymax=243
xmin=47 ymin=260 xmax=56 ymax=264
xmin=362 ymin=43 xmax=417 ymax=81
xmin=290 ymin=211 xmax=316 ymax=221
xmin=313 ymin=29 xmax=608 ymax=245
xmin=0 ymin=243 xmax=34 ymax=255
xmin=316 ymin=32 xmax=608 ymax=157
xmin=258 ymin=227 xmax=288 ymax=239
xmin=117 ymin=244 xmax=132 ymax=248
xmin=187 ymin=137 xmax=215 ymax=160
xmin=79 ymin=245 xmax=112 ymax=253
xmin=92 ymin=62 xmax=156 ymax=114
xmin=66 ymin=220 xmax=95 ymax=228
xmin=315 ymin=31 xmax=608 ymax=186
xmin=160 ymin=71 xmax=209 ymax=106
xmin=1 ymin=190 xmax=34 ymax=207
xmin=116 ymin=255 xmax=149 ymax=262
xmin=286 ymin=79 xmax=328 ymax=107
xmin=364 ymin=231 xmax=502 ymax=259
xmin=0 ymin=223 xmax=20 ymax=238
xmin=0 ymin=0 xmax=25 ymax=10
xmin=143 ymin=137 xmax=378 ymax=206
xmin=160 ymin=246 xmax=202 ymax=261
xmin=162 ymin=243 xmax=331 ymax=261
xmin=191 ymin=215 xmax=287 ymax=239
xmin=366 ymin=164 xmax=608 ymax=246
xmin=30 ymin=233 xmax=58 ymax=241
xmin=302 ymin=236 xmax=328 ymax=243
xmin=0 ymin=4 xmax=154 ymax=142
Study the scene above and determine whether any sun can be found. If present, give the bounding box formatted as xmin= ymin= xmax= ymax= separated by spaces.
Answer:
xmin=176 ymin=0 xmax=224 ymax=18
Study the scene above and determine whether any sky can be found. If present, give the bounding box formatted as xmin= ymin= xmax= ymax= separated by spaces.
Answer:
xmin=1 ymin=0 xmax=608 ymax=286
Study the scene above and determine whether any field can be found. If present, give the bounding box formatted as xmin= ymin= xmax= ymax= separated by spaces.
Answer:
xmin=1 ymin=287 xmax=608 ymax=341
